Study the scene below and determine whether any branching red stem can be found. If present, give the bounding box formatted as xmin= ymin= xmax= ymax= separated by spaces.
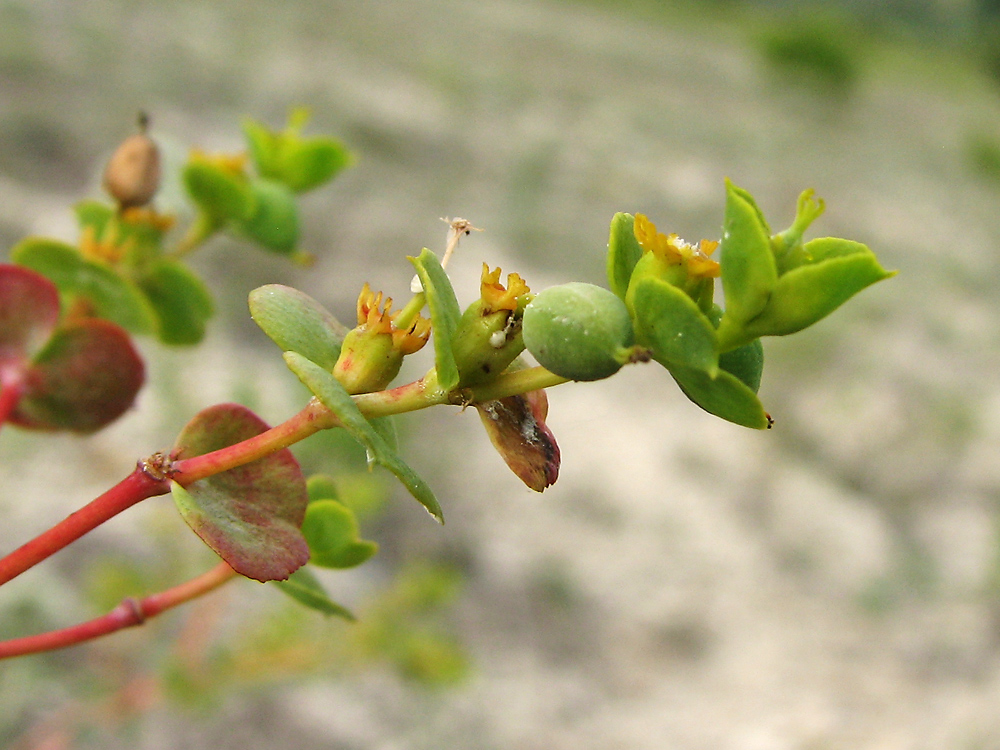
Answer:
xmin=0 ymin=561 xmax=237 ymax=659
xmin=170 ymin=398 xmax=334 ymax=484
xmin=0 ymin=465 xmax=170 ymax=586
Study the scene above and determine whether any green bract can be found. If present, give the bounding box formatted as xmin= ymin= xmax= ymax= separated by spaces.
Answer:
xmin=523 ymin=282 xmax=634 ymax=381
xmin=606 ymin=211 xmax=643 ymax=300
xmin=628 ymin=276 xmax=718 ymax=376
xmin=716 ymin=180 xmax=894 ymax=351
xmin=243 ymin=109 xmax=352 ymax=193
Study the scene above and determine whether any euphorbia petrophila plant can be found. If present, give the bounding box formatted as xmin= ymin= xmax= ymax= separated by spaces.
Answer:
xmin=0 ymin=112 xmax=893 ymax=660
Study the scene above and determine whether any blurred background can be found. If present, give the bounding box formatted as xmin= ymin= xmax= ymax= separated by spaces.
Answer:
xmin=2 ymin=0 xmax=1000 ymax=747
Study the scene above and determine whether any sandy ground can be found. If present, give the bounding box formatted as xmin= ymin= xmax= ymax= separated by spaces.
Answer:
xmin=3 ymin=1 xmax=1000 ymax=748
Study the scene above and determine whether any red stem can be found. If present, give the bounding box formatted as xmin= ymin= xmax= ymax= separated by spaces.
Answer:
xmin=0 ymin=561 xmax=236 ymax=659
xmin=0 ymin=465 xmax=169 ymax=586
xmin=170 ymin=398 xmax=334 ymax=484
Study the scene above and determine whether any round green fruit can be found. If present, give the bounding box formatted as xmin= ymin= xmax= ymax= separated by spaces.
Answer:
xmin=522 ymin=282 xmax=634 ymax=381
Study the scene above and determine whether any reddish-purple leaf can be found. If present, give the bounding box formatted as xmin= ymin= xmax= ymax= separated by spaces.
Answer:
xmin=0 ymin=264 xmax=60 ymax=368
xmin=171 ymin=403 xmax=309 ymax=582
xmin=10 ymin=319 xmax=145 ymax=432
xmin=476 ymin=389 xmax=560 ymax=492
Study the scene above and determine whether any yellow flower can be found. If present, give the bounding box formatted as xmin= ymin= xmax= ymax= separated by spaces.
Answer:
xmin=355 ymin=283 xmax=430 ymax=355
xmin=479 ymin=264 xmax=530 ymax=313
xmin=79 ymin=224 xmax=134 ymax=265
xmin=188 ymin=148 xmax=248 ymax=176
xmin=120 ymin=206 xmax=176 ymax=232
xmin=634 ymin=214 xmax=720 ymax=279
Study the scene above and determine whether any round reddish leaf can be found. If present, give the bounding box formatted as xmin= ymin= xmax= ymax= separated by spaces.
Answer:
xmin=0 ymin=264 xmax=60 ymax=366
xmin=11 ymin=319 xmax=145 ymax=432
xmin=171 ymin=404 xmax=309 ymax=582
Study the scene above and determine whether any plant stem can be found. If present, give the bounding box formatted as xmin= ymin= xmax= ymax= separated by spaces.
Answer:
xmin=0 ymin=365 xmax=566 ymax=587
xmin=0 ymin=465 xmax=169 ymax=586
xmin=170 ymin=213 xmax=217 ymax=259
xmin=460 ymin=365 xmax=568 ymax=403
xmin=170 ymin=397 xmax=336 ymax=484
xmin=0 ymin=562 xmax=236 ymax=659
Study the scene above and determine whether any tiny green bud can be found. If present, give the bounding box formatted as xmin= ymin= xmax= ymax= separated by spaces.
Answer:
xmin=332 ymin=284 xmax=430 ymax=394
xmin=451 ymin=265 xmax=531 ymax=386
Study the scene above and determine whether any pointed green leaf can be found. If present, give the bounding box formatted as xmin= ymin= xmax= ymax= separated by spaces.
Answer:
xmin=743 ymin=240 xmax=894 ymax=338
xmin=719 ymin=180 xmax=777 ymax=327
xmin=233 ymin=178 xmax=299 ymax=255
xmin=718 ymin=337 xmax=764 ymax=393
xmin=242 ymin=117 xmax=282 ymax=178
xmin=630 ymin=276 xmax=718 ymax=374
xmin=11 ymin=320 xmax=144 ymax=432
xmin=370 ymin=414 xmax=399 ymax=454
xmin=669 ymin=363 xmax=770 ymax=429
xmin=606 ymin=212 xmax=644 ymax=300
xmin=11 ymin=238 xmax=157 ymax=334
xmin=248 ymin=284 xmax=348 ymax=371
xmin=280 ymin=137 xmax=352 ymax=193
xmin=302 ymin=499 xmax=378 ymax=569
xmin=283 ymin=351 xmax=444 ymax=523
xmin=139 ymin=257 xmax=214 ymax=345
xmin=409 ymin=248 xmax=461 ymax=391
xmin=0 ymin=264 xmax=60 ymax=363
xmin=171 ymin=403 xmax=310 ymax=582
xmin=273 ymin=567 xmax=355 ymax=619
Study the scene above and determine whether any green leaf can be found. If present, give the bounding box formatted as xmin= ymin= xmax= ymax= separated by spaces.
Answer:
xmin=182 ymin=160 xmax=254 ymax=223
xmin=11 ymin=238 xmax=157 ymax=334
xmin=280 ymin=137 xmax=352 ymax=193
xmin=0 ymin=263 xmax=60 ymax=363
xmin=630 ymin=276 xmax=718 ymax=375
xmin=233 ymin=178 xmax=299 ymax=254
xmin=409 ymin=248 xmax=461 ymax=392
xmin=306 ymin=474 xmax=340 ymax=503
xmin=171 ymin=403 xmax=310 ymax=582
xmin=283 ymin=351 xmax=444 ymax=523
xmin=302 ymin=499 xmax=378 ymax=569
xmin=273 ymin=567 xmax=355 ymax=619
xmin=248 ymin=284 xmax=348 ymax=371
xmin=11 ymin=320 xmax=144 ymax=432
xmin=370 ymin=415 xmax=399 ymax=454
xmin=606 ymin=212 xmax=644 ymax=300
xmin=242 ymin=115 xmax=352 ymax=193
xmin=669 ymin=363 xmax=771 ymax=429
xmin=242 ymin=117 xmax=282 ymax=179
xmin=718 ymin=337 xmax=764 ymax=393
xmin=742 ymin=239 xmax=894 ymax=338
xmin=74 ymin=200 xmax=117 ymax=238
xmin=719 ymin=180 xmax=777 ymax=327
xmin=139 ymin=257 xmax=214 ymax=345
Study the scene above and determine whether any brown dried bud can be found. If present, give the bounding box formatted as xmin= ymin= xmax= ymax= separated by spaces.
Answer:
xmin=103 ymin=113 xmax=161 ymax=210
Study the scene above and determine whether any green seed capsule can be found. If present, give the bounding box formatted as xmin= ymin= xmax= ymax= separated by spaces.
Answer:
xmin=522 ymin=282 xmax=635 ymax=381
